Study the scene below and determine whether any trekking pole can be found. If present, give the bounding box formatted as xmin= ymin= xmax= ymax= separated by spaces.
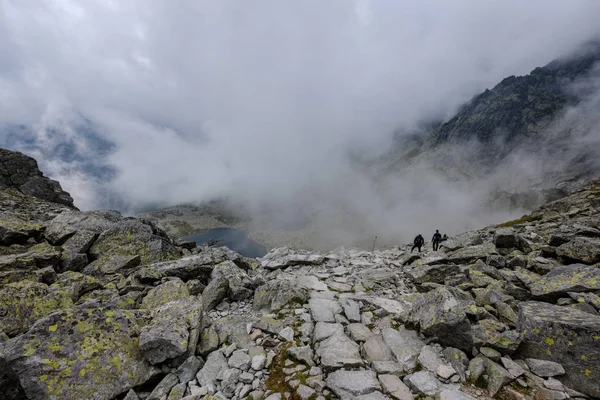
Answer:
xmin=371 ymin=236 xmax=377 ymax=253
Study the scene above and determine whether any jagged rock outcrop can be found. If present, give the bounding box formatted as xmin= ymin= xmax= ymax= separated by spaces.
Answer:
xmin=0 ymin=148 xmax=75 ymax=208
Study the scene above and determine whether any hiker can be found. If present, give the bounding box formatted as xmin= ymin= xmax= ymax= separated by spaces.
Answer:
xmin=441 ymin=234 xmax=448 ymax=242
xmin=411 ymin=234 xmax=424 ymax=253
xmin=432 ymin=230 xmax=442 ymax=251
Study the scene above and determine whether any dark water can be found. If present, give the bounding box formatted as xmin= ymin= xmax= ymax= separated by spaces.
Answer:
xmin=184 ymin=228 xmax=267 ymax=258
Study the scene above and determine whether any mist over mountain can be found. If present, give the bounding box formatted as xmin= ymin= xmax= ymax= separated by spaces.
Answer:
xmin=2 ymin=1 xmax=600 ymax=249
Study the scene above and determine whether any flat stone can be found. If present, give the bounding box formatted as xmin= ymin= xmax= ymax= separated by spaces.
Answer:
xmin=501 ymin=357 xmax=526 ymax=378
xmin=316 ymin=332 xmax=363 ymax=370
xmin=363 ymin=336 xmax=393 ymax=362
xmin=326 ymin=370 xmax=381 ymax=398
xmin=525 ymin=358 xmax=566 ymax=377
xmin=239 ymin=372 xmax=254 ymax=384
xmin=379 ymin=374 xmax=414 ymax=400
xmin=313 ymin=322 xmax=344 ymax=342
xmin=437 ymin=365 xmax=457 ymax=380
xmin=175 ymin=356 xmax=204 ymax=383
xmin=372 ymin=361 xmax=404 ymax=374
xmin=347 ymin=323 xmax=374 ymax=342
xmin=309 ymin=298 xmax=342 ymax=322
xmin=342 ymin=299 xmax=361 ymax=322
xmin=418 ymin=345 xmax=447 ymax=373
xmin=438 ymin=390 xmax=476 ymax=400
xmin=403 ymin=371 xmax=443 ymax=397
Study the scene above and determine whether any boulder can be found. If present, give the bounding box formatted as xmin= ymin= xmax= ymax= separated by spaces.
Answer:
xmin=326 ymin=370 xmax=381 ymax=399
xmin=378 ymin=374 xmax=413 ymax=400
xmin=211 ymin=260 xmax=253 ymax=301
xmin=0 ymin=281 xmax=73 ymax=337
xmin=382 ymin=327 xmax=425 ymax=373
xmin=2 ymin=303 xmax=156 ymax=400
xmin=309 ymin=298 xmax=342 ymax=322
xmin=445 ymin=245 xmax=497 ymax=265
xmin=363 ymin=336 xmax=393 ymax=362
xmin=253 ymin=279 xmax=307 ymax=312
xmin=525 ymin=358 xmax=566 ymax=377
xmin=202 ymin=277 xmax=229 ymax=311
xmin=89 ymin=218 xmax=179 ymax=272
xmin=139 ymin=297 xmax=203 ymax=364
xmin=261 ymin=253 xmax=324 ymax=270
xmin=494 ymin=228 xmax=518 ymax=248
xmin=556 ymin=237 xmax=600 ymax=265
xmin=406 ymin=264 xmax=460 ymax=285
xmin=0 ymin=212 xmax=44 ymax=246
xmin=45 ymin=210 xmax=121 ymax=246
xmin=527 ymin=265 xmax=600 ymax=300
xmin=403 ymin=371 xmax=443 ymax=397
xmin=406 ymin=287 xmax=474 ymax=353
xmin=517 ymin=301 xmax=600 ymax=398
xmin=196 ymin=351 xmax=228 ymax=389
xmin=141 ymin=278 xmax=190 ymax=310
xmin=316 ymin=332 xmax=363 ymax=370
xmin=135 ymin=252 xmax=226 ymax=283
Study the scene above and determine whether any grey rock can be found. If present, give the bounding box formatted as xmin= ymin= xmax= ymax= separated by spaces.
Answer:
xmin=313 ymin=322 xmax=344 ymax=342
xmin=167 ymin=383 xmax=186 ymax=400
xmin=525 ymin=358 xmax=566 ymax=377
xmin=251 ymin=354 xmax=266 ymax=371
xmin=445 ymin=245 xmax=497 ymax=265
xmin=501 ymin=357 xmax=526 ymax=378
xmin=220 ymin=368 xmax=241 ymax=398
xmin=287 ymin=346 xmax=315 ymax=366
xmin=372 ymin=361 xmax=404 ymax=374
xmin=517 ymin=301 xmax=600 ymax=397
xmin=253 ymin=279 xmax=307 ymax=312
xmin=407 ymin=264 xmax=460 ymax=284
xmin=176 ymin=356 xmax=204 ymax=383
xmin=382 ymin=327 xmax=425 ymax=373
xmin=196 ymin=351 xmax=228 ymax=388
xmin=406 ymin=287 xmax=474 ymax=353
xmin=316 ymin=332 xmax=363 ymax=370
xmin=443 ymin=347 xmax=469 ymax=383
xmin=438 ymin=390 xmax=476 ymax=400
xmin=379 ymin=374 xmax=414 ymax=400
xmin=556 ymin=237 xmax=600 ymax=265
xmin=140 ymin=297 xmax=202 ymax=364
xmin=347 ymin=323 xmax=374 ymax=342
xmin=147 ymin=373 xmax=179 ymax=400
xmin=343 ymin=299 xmax=361 ymax=322
xmin=279 ymin=327 xmax=295 ymax=342
xmin=528 ymin=265 xmax=600 ymax=300
xmin=2 ymin=303 xmax=156 ymax=400
xmin=363 ymin=336 xmax=393 ymax=362
xmin=239 ymin=371 xmax=254 ymax=384
xmin=203 ymin=277 xmax=229 ymax=311
xmin=355 ymin=392 xmax=391 ymax=400
xmin=265 ymin=394 xmax=282 ymax=400
xmin=140 ymin=278 xmax=190 ymax=311
xmin=403 ymin=371 xmax=443 ymax=397
xmin=326 ymin=370 xmax=381 ymax=398
xmin=228 ymin=350 xmax=251 ymax=370
xmin=211 ymin=260 xmax=253 ymax=301
xmin=485 ymin=359 xmax=515 ymax=396
xmin=198 ymin=325 xmax=220 ymax=356
xmin=262 ymin=253 xmax=324 ymax=270
xmin=123 ymin=390 xmax=140 ymax=400
xmin=479 ymin=347 xmax=501 ymax=362
xmin=297 ymin=385 xmax=317 ymax=400
xmin=309 ymin=298 xmax=342 ymax=322
xmin=418 ymin=345 xmax=447 ymax=373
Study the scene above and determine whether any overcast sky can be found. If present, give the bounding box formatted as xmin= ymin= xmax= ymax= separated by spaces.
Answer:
xmin=1 ymin=0 xmax=600 ymax=241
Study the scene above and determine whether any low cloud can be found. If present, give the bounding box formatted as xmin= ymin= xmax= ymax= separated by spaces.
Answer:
xmin=1 ymin=1 xmax=600 ymax=248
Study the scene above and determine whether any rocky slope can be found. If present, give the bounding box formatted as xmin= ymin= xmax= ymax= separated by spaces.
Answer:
xmin=1 ymin=148 xmax=600 ymax=400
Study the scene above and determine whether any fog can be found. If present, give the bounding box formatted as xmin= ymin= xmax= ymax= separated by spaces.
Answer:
xmin=1 ymin=1 xmax=600 ymax=249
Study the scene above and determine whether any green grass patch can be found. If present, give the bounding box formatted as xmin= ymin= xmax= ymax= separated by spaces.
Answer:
xmin=496 ymin=214 xmax=543 ymax=228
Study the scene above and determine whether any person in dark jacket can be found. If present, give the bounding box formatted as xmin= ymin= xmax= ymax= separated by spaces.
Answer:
xmin=411 ymin=234 xmax=424 ymax=252
xmin=432 ymin=230 xmax=442 ymax=251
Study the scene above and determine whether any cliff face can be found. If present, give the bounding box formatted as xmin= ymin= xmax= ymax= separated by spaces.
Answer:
xmin=0 ymin=148 xmax=75 ymax=208
xmin=431 ymin=45 xmax=600 ymax=147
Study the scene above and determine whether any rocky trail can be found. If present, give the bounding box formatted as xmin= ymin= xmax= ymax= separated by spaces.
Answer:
xmin=1 ymin=148 xmax=600 ymax=400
